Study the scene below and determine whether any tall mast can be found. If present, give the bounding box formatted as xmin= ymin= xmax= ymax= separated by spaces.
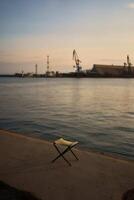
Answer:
xmin=47 ymin=55 xmax=50 ymax=73
xmin=35 ymin=64 xmax=38 ymax=75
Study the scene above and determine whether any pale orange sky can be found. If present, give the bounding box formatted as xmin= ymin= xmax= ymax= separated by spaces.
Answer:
xmin=0 ymin=0 xmax=134 ymax=74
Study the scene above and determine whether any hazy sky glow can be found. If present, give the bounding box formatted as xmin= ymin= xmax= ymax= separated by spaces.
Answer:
xmin=0 ymin=0 xmax=134 ymax=73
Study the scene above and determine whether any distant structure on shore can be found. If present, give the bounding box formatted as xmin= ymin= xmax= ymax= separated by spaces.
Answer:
xmin=73 ymin=49 xmax=82 ymax=73
xmin=90 ymin=64 xmax=134 ymax=77
xmin=45 ymin=55 xmax=58 ymax=77
xmin=46 ymin=55 xmax=50 ymax=76
xmin=35 ymin=64 xmax=38 ymax=76
xmin=90 ymin=55 xmax=134 ymax=77
xmin=1 ymin=54 xmax=134 ymax=78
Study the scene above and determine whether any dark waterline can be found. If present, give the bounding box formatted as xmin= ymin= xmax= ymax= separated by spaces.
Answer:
xmin=0 ymin=77 xmax=134 ymax=160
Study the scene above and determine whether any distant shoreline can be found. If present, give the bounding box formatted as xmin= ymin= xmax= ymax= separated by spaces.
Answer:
xmin=1 ymin=74 xmax=134 ymax=78
xmin=1 ymin=63 xmax=134 ymax=78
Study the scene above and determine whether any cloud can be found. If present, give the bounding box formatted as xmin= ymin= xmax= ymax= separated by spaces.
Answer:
xmin=127 ymin=2 xmax=134 ymax=8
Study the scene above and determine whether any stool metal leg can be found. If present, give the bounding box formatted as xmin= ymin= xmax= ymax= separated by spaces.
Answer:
xmin=52 ymin=143 xmax=71 ymax=166
xmin=70 ymin=148 xmax=79 ymax=160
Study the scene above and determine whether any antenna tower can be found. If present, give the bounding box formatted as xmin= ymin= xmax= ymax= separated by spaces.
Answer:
xmin=47 ymin=55 xmax=50 ymax=73
xmin=35 ymin=64 xmax=38 ymax=75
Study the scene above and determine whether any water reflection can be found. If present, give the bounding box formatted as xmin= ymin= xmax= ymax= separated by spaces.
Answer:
xmin=0 ymin=78 xmax=134 ymax=160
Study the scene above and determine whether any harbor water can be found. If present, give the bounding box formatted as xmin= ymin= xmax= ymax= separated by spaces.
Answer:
xmin=0 ymin=78 xmax=134 ymax=160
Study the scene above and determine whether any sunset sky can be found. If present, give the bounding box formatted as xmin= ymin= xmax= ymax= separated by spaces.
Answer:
xmin=0 ymin=0 xmax=134 ymax=74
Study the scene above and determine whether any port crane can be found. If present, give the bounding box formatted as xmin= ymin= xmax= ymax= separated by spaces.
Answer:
xmin=73 ymin=49 xmax=82 ymax=73
xmin=127 ymin=55 xmax=132 ymax=73
xmin=127 ymin=55 xmax=132 ymax=66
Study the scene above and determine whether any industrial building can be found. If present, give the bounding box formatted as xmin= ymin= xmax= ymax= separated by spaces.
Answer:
xmin=90 ymin=64 xmax=134 ymax=77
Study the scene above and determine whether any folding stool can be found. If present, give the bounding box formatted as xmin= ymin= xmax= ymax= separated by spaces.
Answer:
xmin=52 ymin=138 xmax=79 ymax=166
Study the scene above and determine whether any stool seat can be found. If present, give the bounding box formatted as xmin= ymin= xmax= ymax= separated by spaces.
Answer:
xmin=54 ymin=138 xmax=78 ymax=147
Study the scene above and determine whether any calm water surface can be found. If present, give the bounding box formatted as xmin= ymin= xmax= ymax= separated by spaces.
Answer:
xmin=0 ymin=78 xmax=134 ymax=160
